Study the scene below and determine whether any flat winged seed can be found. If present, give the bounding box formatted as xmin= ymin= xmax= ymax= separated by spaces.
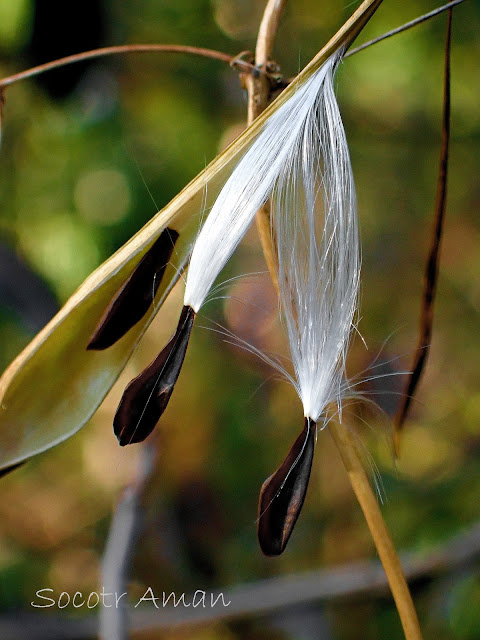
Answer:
xmin=258 ymin=418 xmax=316 ymax=556
xmin=87 ymin=228 xmax=179 ymax=350
xmin=114 ymin=305 xmax=195 ymax=446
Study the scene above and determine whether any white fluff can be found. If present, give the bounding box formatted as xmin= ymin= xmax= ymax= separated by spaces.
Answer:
xmin=184 ymin=54 xmax=344 ymax=312
xmin=272 ymin=51 xmax=359 ymax=421
xmin=185 ymin=50 xmax=359 ymax=423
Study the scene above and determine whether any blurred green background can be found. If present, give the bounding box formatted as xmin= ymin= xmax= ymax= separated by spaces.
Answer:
xmin=0 ymin=0 xmax=479 ymax=638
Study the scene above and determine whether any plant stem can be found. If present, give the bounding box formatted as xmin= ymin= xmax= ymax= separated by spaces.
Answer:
xmin=329 ymin=424 xmax=423 ymax=640
xmin=247 ymin=2 xmax=423 ymax=638
xmin=346 ymin=0 xmax=464 ymax=58
xmin=247 ymin=0 xmax=287 ymax=290
xmin=0 ymin=44 xmax=254 ymax=90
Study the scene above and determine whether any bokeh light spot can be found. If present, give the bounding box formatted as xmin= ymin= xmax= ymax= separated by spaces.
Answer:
xmin=19 ymin=213 xmax=101 ymax=300
xmin=74 ymin=168 xmax=131 ymax=225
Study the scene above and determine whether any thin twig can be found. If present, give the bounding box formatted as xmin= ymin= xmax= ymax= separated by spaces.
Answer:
xmin=329 ymin=425 xmax=422 ymax=640
xmin=346 ymin=0 xmax=465 ymax=58
xmin=6 ymin=520 xmax=480 ymax=639
xmin=0 ymin=44 xmax=257 ymax=90
xmin=0 ymin=0 xmax=464 ymax=94
xmin=393 ymin=2 xmax=453 ymax=454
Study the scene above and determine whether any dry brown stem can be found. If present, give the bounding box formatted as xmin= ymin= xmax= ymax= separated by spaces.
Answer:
xmin=245 ymin=2 xmax=423 ymax=638
xmin=0 ymin=44 xmax=257 ymax=90
xmin=246 ymin=0 xmax=288 ymax=290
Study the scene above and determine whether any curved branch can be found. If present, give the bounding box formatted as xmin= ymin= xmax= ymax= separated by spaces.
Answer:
xmin=0 ymin=44 xmax=255 ymax=90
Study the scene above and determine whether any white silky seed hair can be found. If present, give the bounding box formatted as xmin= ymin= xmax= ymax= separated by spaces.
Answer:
xmin=184 ymin=50 xmax=359 ymax=422
xmin=184 ymin=51 xmax=347 ymax=313
xmin=272 ymin=51 xmax=359 ymax=421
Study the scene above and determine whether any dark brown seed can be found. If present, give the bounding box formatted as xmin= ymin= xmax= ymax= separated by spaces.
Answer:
xmin=87 ymin=228 xmax=179 ymax=350
xmin=257 ymin=417 xmax=316 ymax=556
xmin=0 ymin=461 xmax=26 ymax=479
xmin=114 ymin=305 xmax=195 ymax=446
